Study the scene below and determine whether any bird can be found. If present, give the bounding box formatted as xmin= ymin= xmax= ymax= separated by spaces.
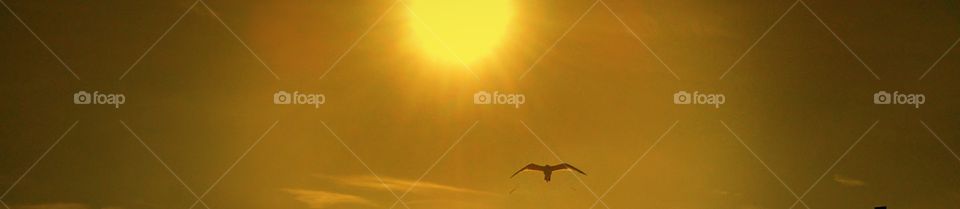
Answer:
xmin=511 ymin=163 xmax=586 ymax=182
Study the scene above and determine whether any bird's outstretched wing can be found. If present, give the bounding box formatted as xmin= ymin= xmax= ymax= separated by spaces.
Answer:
xmin=552 ymin=163 xmax=587 ymax=175
xmin=511 ymin=163 xmax=546 ymax=178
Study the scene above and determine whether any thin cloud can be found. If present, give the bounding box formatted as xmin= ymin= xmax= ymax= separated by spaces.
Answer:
xmin=404 ymin=199 xmax=491 ymax=209
xmin=287 ymin=174 xmax=501 ymax=208
xmin=713 ymin=189 xmax=742 ymax=197
xmin=284 ymin=189 xmax=377 ymax=209
xmin=739 ymin=205 xmax=769 ymax=209
xmin=9 ymin=203 xmax=122 ymax=209
xmin=10 ymin=203 xmax=89 ymax=209
xmin=833 ymin=174 xmax=866 ymax=187
xmin=329 ymin=175 xmax=501 ymax=197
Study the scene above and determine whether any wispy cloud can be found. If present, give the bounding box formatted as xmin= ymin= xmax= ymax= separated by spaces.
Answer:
xmin=10 ymin=203 xmax=89 ymax=209
xmin=284 ymin=189 xmax=377 ymax=209
xmin=739 ymin=205 xmax=769 ymax=209
xmin=713 ymin=189 xmax=742 ymax=197
xmin=287 ymin=174 xmax=500 ymax=208
xmin=327 ymin=175 xmax=501 ymax=196
xmin=833 ymin=174 xmax=866 ymax=187
xmin=9 ymin=203 xmax=122 ymax=209
xmin=404 ymin=199 xmax=491 ymax=209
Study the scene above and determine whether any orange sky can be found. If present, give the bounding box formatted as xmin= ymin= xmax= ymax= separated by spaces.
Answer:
xmin=1 ymin=0 xmax=960 ymax=209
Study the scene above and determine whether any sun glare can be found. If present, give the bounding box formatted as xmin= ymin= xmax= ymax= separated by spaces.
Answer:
xmin=407 ymin=0 xmax=513 ymax=64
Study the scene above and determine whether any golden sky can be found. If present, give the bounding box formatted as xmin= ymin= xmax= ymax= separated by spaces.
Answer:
xmin=1 ymin=0 xmax=959 ymax=209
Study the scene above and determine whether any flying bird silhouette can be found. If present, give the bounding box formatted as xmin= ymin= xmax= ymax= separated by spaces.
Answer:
xmin=511 ymin=163 xmax=587 ymax=182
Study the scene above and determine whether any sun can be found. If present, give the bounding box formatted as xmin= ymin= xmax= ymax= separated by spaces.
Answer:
xmin=406 ymin=0 xmax=513 ymax=64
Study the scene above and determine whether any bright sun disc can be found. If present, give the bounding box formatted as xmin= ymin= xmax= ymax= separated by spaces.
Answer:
xmin=407 ymin=0 xmax=513 ymax=64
